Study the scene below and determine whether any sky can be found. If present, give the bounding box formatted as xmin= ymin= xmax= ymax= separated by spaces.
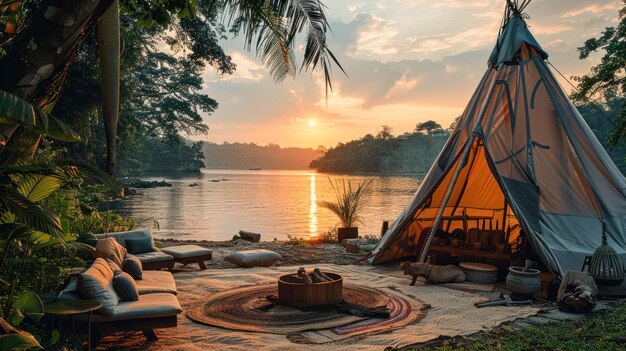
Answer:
xmin=194 ymin=0 xmax=623 ymax=149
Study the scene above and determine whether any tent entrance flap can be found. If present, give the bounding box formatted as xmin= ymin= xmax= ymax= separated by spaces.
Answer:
xmin=405 ymin=137 xmax=523 ymax=263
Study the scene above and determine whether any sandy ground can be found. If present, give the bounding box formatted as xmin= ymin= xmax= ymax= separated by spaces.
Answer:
xmin=156 ymin=238 xmax=364 ymax=268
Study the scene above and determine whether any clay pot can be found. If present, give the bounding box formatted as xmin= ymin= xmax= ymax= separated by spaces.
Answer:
xmin=506 ymin=266 xmax=541 ymax=295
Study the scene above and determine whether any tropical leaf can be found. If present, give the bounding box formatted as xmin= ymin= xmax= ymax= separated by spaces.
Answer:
xmin=0 ymin=223 xmax=29 ymax=241
xmin=0 ymin=186 xmax=63 ymax=237
xmin=11 ymin=291 xmax=44 ymax=324
xmin=0 ymin=333 xmax=42 ymax=351
xmin=0 ymin=89 xmax=80 ymax=143
xmin=0 ymin=162 xmax=124 ymax=197
xmin=13 ymin=174 xmax=64 ymax=203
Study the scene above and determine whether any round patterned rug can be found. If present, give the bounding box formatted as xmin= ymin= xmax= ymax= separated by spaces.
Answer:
xmin=187 ymin=284 xmax=392 ymax=334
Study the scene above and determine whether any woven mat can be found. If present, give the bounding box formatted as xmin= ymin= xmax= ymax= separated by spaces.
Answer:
xmin=187 ymin=284 xmax=394 ymax=334
xmin=288 ymin=288 xmax=428 ymax=344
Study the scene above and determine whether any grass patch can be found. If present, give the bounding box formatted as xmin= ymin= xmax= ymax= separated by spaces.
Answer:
xmin=401 ymin=303 xmax=626 ymax=351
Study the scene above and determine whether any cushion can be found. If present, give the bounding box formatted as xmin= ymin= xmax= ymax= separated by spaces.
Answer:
xmin=125 ymin=237 xmax=154 ymax=255
xmin=94 ymin=237 xmax=127 ymax=268
xmin=95 ymin=229 xmax=153 ymax=248
xmin=123 ymin=254 xmax=143 ymax=280
xmin=78 ymin=293 xmax=182 ymax=322
xmin=76 ymin=258 xmax=119 ymax=316
xmin=134 ymin=251 xmax=173 ymax=264
xmin=107 ymin=259 xmax=122 ymax=272
xmin=112 ymin=271 xmax=139 ymax=301
xmin=224 ymin=250 xmax=282 ymax=268
xmin=137 ymin=271 xmax=178 ymax=295
xmin=161 ymin=245 xmax=212 ymax=259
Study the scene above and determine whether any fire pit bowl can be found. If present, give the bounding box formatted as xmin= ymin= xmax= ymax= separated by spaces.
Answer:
xmin=278 ymin=272 xmax=343 ymax=306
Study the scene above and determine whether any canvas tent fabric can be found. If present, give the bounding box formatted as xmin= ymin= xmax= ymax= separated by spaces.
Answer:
xmin=369 ymin=5 xmax=626 ymax=282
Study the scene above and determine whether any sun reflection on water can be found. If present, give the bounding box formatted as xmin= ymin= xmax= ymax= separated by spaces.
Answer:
xmin=309 ymin=173 xmax=318 ymax=237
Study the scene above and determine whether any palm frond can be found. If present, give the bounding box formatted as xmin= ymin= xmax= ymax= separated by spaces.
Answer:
xmin=0 ymin=186 xmax=63 ymax=237
xmin=0 ymin=162 xmax=124 ymax=197
xmin=72 ymin=163 xmax=124 ymax=197
xmin=0 ymin=89 xmax=81 ymax=143
xmin=223 ymin=0 xmax=344 ymax=92
xmin=317 ymin=178 xmax=373 ymax=227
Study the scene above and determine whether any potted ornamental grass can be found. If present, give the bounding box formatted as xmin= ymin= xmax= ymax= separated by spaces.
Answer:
xmin=318 ymin=178 xmax=373 ymax=242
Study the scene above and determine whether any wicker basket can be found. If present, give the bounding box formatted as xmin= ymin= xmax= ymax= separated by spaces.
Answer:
xmin=278 ymin=272 xmax=343 ymax=306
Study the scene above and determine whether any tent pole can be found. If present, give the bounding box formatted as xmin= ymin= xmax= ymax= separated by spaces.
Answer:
xmin=418 ymin=135 xmax=476 ymax=262
xmin=418 ymin=65 xmax=504 ymax=263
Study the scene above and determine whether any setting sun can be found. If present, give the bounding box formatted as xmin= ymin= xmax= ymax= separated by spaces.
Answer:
xmin=308 ymin=120 xmax=317 ymax=127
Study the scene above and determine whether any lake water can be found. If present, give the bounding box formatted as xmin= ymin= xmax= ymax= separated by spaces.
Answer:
xmin=115 ymin=169 xmax=422 ymax=241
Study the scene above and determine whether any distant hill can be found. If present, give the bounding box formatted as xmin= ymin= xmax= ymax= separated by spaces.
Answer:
xmin=309 ymin=132 xmax=449 ymax=174
xmin=202 ymin=142 xmax=319 ymax=170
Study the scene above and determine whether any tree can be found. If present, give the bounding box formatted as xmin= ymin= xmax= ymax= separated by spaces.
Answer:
xmin=316 ymin=145 xmax=327 ymax=155
xmin=376 ymin=125 xmax=394 ymax=140
xmin=415 ymin=120 xmax=443 ymax=135
xmin=448 ymin=116 xmax=461 ymax=131
xmin=0 ymin=0 xmax=343 ymax=173
xmin=572 ymin=2 xmax=626 ymax=146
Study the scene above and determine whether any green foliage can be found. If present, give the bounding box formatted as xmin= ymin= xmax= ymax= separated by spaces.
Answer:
xmin=0 ymin=89 xmax=80 ymax=143
xmin=52 ymin=3 xmax=233 ymax=175
xmin=0 ymin=161 xmax=122 ymax=346
xmin=415 ymin=120 xmax=444 ymax=134
xmin=376 ymin=125 xmax=394 ymax=140
xmin=407 ymin=303 xmax=626 ymax=351
xmin=285 ymin=228 xmax=338 ymax=245
xmin=318 ymin=178 xmax=373 ymax=228
xmin=45 ymin=186 xmax=135 ymax=236
xmin=572 ymin=3 xmax=626 ymax=146
xmin=223 ymin=0 xmax=345 ymax=93
xmin=203 ymin=142 xmax=318 ymax=169
xmin=309 ymin=130 xmax=448 ymax=173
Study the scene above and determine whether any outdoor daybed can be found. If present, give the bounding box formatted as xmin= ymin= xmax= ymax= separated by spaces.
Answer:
xmin=58 ymin=258 xmax=182 ymax=347
xmin=96 ymin=229 xmax=175 ymax=270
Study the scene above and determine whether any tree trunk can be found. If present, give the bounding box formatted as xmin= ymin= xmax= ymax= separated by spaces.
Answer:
xmin=0 ymin=0 xmax=114 ymax=165
xmin=96 ymin=0 xmax=120 ymax=175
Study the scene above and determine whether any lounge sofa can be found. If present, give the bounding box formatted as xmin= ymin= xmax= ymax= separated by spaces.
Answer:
xmin=96 ymin=229 xmax=174 ymax=270
xmin=59 ymin=260 xmax=182 ymax=347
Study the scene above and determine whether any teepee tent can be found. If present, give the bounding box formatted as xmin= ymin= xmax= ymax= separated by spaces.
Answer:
xmin=369 ymin=0 xmax=626 ymax=279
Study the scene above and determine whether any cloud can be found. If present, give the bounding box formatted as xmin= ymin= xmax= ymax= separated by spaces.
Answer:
xmin=530 ymin=23 xmax=576 ymax=35
xmin=194 ymin=0 xmax=620 ymax=148
xmin=205 ymin=51 xmax=265 ymax=83
xmin=347 ymin=2 xmax=365 ymax=12
xmin=385 ymin=73 xmax=421 ymax=98
xmin=560 ymin=3 xmax=622 ymax=18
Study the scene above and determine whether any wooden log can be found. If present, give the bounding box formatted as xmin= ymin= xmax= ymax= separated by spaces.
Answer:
xmin=238 ymin=230 xmax=261 ymax=242
xmin=557 ymin=271 xmax=598 ymax=313
xmin=314 ymin=268 xmax=332 ymax=281
xmin=311 ymin=270 xmax=328 ymax=282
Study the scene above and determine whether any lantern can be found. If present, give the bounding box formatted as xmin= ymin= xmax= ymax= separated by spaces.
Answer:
xmin=588 ymin=220 xmax=624 ymax=286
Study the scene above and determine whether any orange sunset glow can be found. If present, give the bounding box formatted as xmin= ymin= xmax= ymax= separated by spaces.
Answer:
xmin=196 ymin=0 xmax=621 ymax=149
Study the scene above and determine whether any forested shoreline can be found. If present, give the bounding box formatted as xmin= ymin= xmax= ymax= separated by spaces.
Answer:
xmin=310 ymin=106 xmax=626 ymax=175
xmin=203 ymin=142 xmax=318 ymax=170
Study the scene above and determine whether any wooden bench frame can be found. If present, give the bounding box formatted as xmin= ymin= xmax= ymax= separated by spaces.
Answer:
xmin=172 ymin=252 xmax=213 ymax=270
xmin=77 ymin=315 xmax=177 ymax=348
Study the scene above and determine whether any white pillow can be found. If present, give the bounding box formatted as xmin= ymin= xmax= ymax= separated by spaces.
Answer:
xmin=224 ymin=250 xmax=282 ymax=268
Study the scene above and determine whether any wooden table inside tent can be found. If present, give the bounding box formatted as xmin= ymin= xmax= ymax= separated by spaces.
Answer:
xmin=427 ymin=245 xmax=512 ymax=261
xmin=417 ymin=214 xmax=495 ymax=232
xmin=417 ymin=213 xmax=515 ymax=263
